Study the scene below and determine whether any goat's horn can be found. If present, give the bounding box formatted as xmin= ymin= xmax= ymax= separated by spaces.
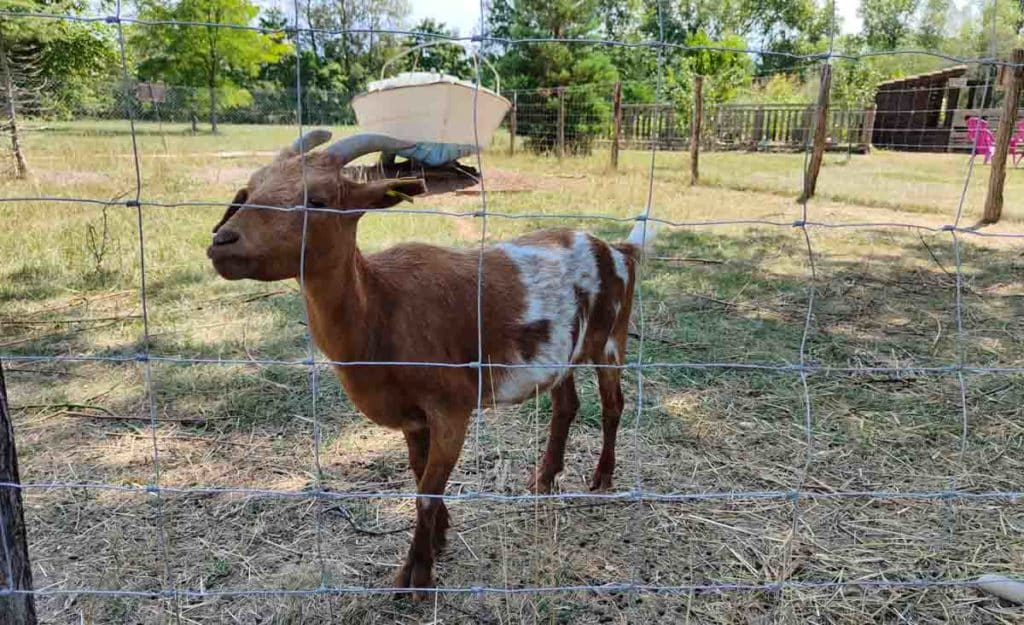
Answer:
xmin=291 ymin=129 xmax=333 ymax=153
xmin=325 ymin=133 xmax=416 ymax=166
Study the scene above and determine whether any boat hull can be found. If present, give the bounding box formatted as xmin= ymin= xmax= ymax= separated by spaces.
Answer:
xmin=352 ymin=81 xmax=511 ymax=149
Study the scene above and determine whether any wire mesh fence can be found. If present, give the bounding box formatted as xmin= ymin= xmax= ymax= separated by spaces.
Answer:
xmin=1 ymin=1 xmax=1024 ymax=623
xmin=7 ymin=70 xmax=1021 ymax=159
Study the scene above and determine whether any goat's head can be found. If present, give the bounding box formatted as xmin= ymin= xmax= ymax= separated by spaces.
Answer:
xmin=207 ymin=130 xmax=427 ymax=281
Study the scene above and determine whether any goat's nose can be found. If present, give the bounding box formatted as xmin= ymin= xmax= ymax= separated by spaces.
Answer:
xmin=212 ymin=228 xmax=240 ymax=246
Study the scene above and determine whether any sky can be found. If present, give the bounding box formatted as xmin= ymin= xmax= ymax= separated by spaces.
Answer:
xmin=409 ymin=0 xmax=865 ymax=38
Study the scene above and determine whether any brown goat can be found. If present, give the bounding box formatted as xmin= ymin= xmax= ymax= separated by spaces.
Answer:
xmin=206 ymin=131 xmax=657 ymax=597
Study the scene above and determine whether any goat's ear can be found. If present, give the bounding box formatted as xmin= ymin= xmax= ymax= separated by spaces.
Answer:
xmin=212 ymin=188 xmax=248 ymax=233
xmin=348 ymin=178 xmax=427 ymax=209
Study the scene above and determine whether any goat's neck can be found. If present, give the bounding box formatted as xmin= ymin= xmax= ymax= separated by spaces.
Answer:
xmin=299 ymin=226 xmax=379 ymax=364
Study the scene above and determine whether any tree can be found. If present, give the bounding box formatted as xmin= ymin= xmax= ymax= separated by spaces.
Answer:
xmin=915 ymin=0 xmax=951 ymax=49
xmin=636 ymin=0 xmax=836 ymax=73
xmin=296 ymin=0 xmax=410 ymax=98
xmin=487 ymin=0 xmax=619 ymax=153
xmin=0 ymin=17 xmax=32 ymax=177
xmin=401 ymin=19 xmax=472 ymax=79
xmin=132 ymin=0 xmax=289 ymax=132
xmin=859 ymin=0 xmax=919 ymax=50
xmin=0 ymin=0 xmax=117 ymax=178
xmin=674 ymin=30 xmax=754 ymax=106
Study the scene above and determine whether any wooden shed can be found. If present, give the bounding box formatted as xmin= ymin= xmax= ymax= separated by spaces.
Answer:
xmin=872 ymin=66 xmax=968 ymax=151
xmin=871 ymin=65 xmax=1007 ymax=152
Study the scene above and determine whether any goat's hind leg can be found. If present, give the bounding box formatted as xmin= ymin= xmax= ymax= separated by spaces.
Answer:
xmin=591 ymin=366 xmax=624 ymax=491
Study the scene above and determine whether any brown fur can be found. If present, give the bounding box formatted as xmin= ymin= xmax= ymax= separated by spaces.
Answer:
xmin=206 ymin=143 xmax=644 ymax=598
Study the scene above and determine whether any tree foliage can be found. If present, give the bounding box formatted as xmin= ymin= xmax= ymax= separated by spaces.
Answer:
xmin=0 ymin=0 xmax=119 ymax=175
xmin=859 ymin=0 xmax=919 ymax=50
xmin=399 ymin=19 xmax=473 ymax=80
xmin=1 ymin=0 xmax=1022 ymax=169
xmin=488 ymin=0 xmax=618 ymax=153
xmin=132 ymin=0 xmax=289 ymax=131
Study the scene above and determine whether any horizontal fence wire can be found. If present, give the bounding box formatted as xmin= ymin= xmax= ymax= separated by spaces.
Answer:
xmin=5 ymin=198 xmax=1024 ymax=236
xmin=0 ymin=481 xmax=1021 ymax=502
xmin=1 ymin=0 xmax=1023 ymax=612
xmin=4 ymin=576 xmax=1023 ymax=599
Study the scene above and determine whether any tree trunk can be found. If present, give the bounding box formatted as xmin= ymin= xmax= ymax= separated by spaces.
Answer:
xmin=0 ymin=30 xmax=28 ymax=178
xmin=305 ymin=0 xmax=317 ymax=58
xmin=206 ymin=21 xmax=219 ymax=134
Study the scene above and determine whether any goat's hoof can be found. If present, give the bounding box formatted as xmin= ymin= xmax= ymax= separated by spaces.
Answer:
xmin=394 ymin=559 xmax=436 ymax=602
xmin=526 ymin=470 xmax=554 ymax=494
xmin=589 ymin=471 xmax=613 ymax=491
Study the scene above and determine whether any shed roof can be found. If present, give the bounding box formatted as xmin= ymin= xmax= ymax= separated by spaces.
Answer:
xmin=876 ymin=65 xmax=969 ymax=88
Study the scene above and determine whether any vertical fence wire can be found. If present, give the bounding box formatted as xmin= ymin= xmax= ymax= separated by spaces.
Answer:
xmin=290 ymin=0 xmax=332 ymax=596
xmin=944 ymin=0 xmax=997 ymax=545
xmin=623 ymin=0 xmax=667 ymax=596
xmin=112 ymin=0 xmax=177 ymax=614
xmin=773 ymin=2 xmax=836 ymax=610
xmin=472 ymin=0 xmax=489 ymax=501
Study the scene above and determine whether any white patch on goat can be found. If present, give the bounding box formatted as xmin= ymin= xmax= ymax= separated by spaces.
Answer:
xmin=494 ymin=232 xmax=599 ymax=403
xmin=610 ymin=247 xmax=630 ymax=286
xmin=604 ymin=337 xmax=619 ymax=362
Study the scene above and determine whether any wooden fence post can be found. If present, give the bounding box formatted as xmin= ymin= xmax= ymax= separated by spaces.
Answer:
xmin=611 ymin=82 xmax=622 ymax=170
xmin=983 ymin=48 xmax=1024 ymax=224
xmin=751 ymin=106 xmax=765 ymax=150
xmin=557 ymin=86 xmax=566 ymax=160
xmin=0 ymin=361 xmax=36 ymax=625
xmin=690 ymin=75 xmax=704 ymax=185
xmin=509 ymin=91 xmax=517 ymax=156
xmin=802 ymin=63 xmax=833 ymax=201
xmin=860 ymin=103 xmax=877 ymax=154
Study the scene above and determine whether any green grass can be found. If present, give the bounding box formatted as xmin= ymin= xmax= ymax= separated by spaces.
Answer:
xmin=2 ymin=121 xmax=1023 ymax=623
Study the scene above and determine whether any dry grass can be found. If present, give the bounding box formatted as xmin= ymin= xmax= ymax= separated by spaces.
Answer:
xmin=2 ymin=121 xmax=1023 ymax=623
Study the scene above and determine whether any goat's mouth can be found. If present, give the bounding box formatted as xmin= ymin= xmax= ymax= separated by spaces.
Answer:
xmin=206 ymin=244 xmax=252 ymax=280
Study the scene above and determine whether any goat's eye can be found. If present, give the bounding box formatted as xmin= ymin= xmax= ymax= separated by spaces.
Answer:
xmin=308 ymin=200 xmax=326 ymax=209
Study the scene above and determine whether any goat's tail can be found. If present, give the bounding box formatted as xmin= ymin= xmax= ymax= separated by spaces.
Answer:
xmin=623 ymin=219 xmax=659 ymax=259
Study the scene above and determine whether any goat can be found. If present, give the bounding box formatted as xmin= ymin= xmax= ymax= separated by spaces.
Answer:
xmin=206 ymin=130 xmax=657 ymax=597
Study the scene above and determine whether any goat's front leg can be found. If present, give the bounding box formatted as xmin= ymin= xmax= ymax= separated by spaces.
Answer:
xmin=395 ymin=412 xmax=468 ymax=599
xmin=528 ymin=374 xmax=579 ymax=493
xmin=403 ymin=428 xmax=449 ymax=556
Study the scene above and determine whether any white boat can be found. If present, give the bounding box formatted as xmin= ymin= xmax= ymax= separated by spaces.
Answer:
xmin=351 ymin=72 xmax=511 ymax=165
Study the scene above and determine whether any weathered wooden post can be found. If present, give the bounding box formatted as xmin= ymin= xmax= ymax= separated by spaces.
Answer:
xmin=611 ymin=82 xmax=622 ymax=170
xmin=690 ymin=75 xmax=704 ymax=185
xmin=0 ymin=361 xmax=36 ymax=624
xmin=860 ymin=103 xmax=877 ymax=154
xmin=802 ymin=63 xmax=833 ymax=201
xmin=509 ymin=91 xmax=517 ymax=156
xmin=557 ymin=86 xmax=566 ymax=160
xmin=751 ymin=106 xmax=765 ymax=150
xmin=983 ymin=48 xmax=1024 ymax=224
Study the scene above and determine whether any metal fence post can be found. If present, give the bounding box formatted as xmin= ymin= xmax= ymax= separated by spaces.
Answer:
xmin=611 ymin=82 xmax=622 ymax=170
xmin=557 ymin=86 xmax=566 ymax=160
xmin=509 ymin=91 xmax=517 ymax=156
